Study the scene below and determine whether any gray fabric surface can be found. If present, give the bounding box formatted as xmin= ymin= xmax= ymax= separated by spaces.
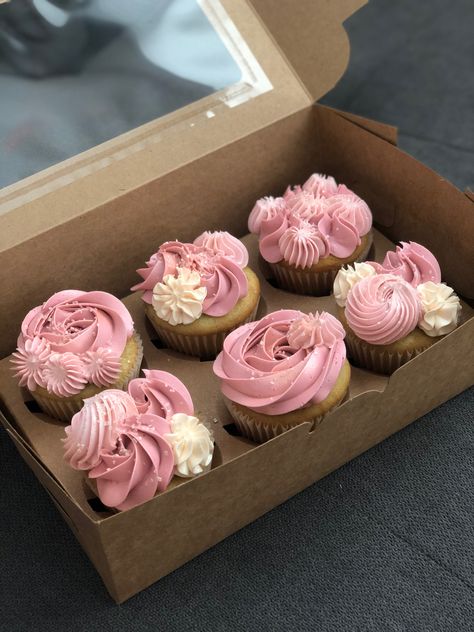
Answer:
xmin=1 ymin=1 xmax=473 ymax=629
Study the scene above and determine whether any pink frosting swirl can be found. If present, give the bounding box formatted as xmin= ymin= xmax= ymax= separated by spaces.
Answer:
xmin=88 ymin=414 xmax=175 ymax=511
xmin=132 ymin=242 xmax=248 ymax=317
xmin=367 ymin=242 xmax=441 ymax=287
xmin=12 ymin=290 xmax=134 ymax=393
xmin=63 ymin=390 xmax=138 ymax=470
xmin=302 ymin=173 xmax=338 ymax=197
xmin=21 ymin=290 xmax=133 ymax=356
xmin=317 ymin=210 xmax=361 ymax=258
xmin=193 ymin=231 xmax=249 ymax=268
xmin=11 ymin=336 xmax=50 ymax=390
xmin=248 ymin=196 xmax=286 ymax=234
xmin=42 ymin=353 xmax=88 ymax=396
xmin=82 ymin=348 xmax=121 ymax=387
xmin=254 ymin=176 xmax=372 ymax=266
xmin=127 ymin=369 xmax=194 ymax=419
xmin=345 ymin=274 xmax=421 ymax=344
xmin=213 ymin=309 xmax=346 ymax=415
xmin=259 ymin=212 xmax=289 ymax=263
xmin=325 ymin=193 xmax=372 ymax=236
xmin=278 ymin=222 xmax=329 ymax=268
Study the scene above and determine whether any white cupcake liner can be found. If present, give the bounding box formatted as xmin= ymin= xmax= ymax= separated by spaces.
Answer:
xmin=30 ymin=331 xmax=144 ymax=422
xmin=224 ymin=398 xmax=325 ymax=444
xmin=344 ymin=330 xmax=425 ymax=374
xmin=152 ymin=305 xmax=259 ymax=359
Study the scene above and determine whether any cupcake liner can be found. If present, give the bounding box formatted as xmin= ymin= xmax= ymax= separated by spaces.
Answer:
xmin=224 ymin=398 xmax=325 ymax=444
xmin=268 ymin=262 xmax=339 ymax=296
xmin=30 ymin=331 xmax=144 ymax=422
xmin=152 ymin=305 xmax=259 ymax=359
xmin=267 ymin=237 xmax=373 ymax=296
xmin=344 ymin=329 xmax=425 ymax=374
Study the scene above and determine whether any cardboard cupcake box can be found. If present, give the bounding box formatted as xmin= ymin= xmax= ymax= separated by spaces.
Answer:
xmin=1 ymin=0 xmax=473 ymax=603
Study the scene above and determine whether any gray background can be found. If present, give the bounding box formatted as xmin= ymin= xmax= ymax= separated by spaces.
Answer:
xmin=1 ymin=1 xmax=473 ymax=630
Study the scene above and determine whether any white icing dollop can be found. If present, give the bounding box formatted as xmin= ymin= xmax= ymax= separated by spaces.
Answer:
xmin=152 ymin=267 xmax=207 ymax=326
xmin=417 ymin=281 xmax=461 ymax=337
xmin=333 ymin=262 xmax=376 ymax=307
xmin=166 ymin=413 xmax=214 ymax=477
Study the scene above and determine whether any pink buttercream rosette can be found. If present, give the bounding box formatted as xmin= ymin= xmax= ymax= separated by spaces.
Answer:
xmin=213 ymin=309 xmax=348 ymax=442
xmin=11 ymin=290 xmax=142 ymax=421
xmin=63 ymin=370 xmax=213 ymax=511
xmin=248 ymin=174 xmax=373 ymax=296
xmin=333 ymin=241 xmax=458 ymax=373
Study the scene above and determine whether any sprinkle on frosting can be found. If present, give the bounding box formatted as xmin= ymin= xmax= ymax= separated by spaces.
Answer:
xmin=250 ymin=173 xmax=373 ymax=265
xmin=166 ymin=413 xmax=214 ymax=477
xmin=152 ymin=267 xmax=207 ymax=326
xmin=11 ymin=336 xmax=50 ymax=390
xmin=42 ymin=352 xmax=88 ymax=396
xmin=367 ymin=241 xmax=441 ymax=287
xmin=417 ymin=282 xmax=461 ymax=337
xmin=345 ymin=274 xmax=421 ymax=345
xmin=213 ymin=309 xmax=346 ymax=415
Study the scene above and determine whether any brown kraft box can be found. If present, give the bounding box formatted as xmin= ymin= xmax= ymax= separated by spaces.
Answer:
xmin=0 ymin=0 xmax=473 ymax=603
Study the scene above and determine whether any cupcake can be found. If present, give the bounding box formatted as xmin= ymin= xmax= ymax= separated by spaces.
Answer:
xmin=63 ymin=370 xmax=214 ymax=511
xmin=333 ymin=242 xmax=462 ymax=373
xmin=249 ymin=173 xmax=373 ymax=295
xmin=132 ymin=231 xmax=260 ymax=358
xmin=11 ymin=291 xmax=143 ymax=421
xmin=213 ymin=309 xmax=350 ymax=443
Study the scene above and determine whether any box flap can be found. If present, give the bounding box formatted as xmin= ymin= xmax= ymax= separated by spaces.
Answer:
xmin=249 ymin=0 xmax=366 ymax=101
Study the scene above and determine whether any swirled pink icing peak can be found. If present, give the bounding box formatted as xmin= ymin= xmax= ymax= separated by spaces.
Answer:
xmin=63 ymin=390 xmax=138 ymax=471
xmin=278 ymin=223 xmax=329 ymax=269
xmin=193 ymin=231 xmax=249 ymax=268
xmin=88 ymin=413 xmax=175 ymax=511
xmin=248 ymin=196 xmax=286 ymax=234
xmin=12 ymin=291 xmax=135 ymax=393
xmin=213 ymin=309 xmax=346 ymax=415
xmin=345 ymin=274 xmax=421 ymax=345
xmin=251 ymin=174 xmax=372 ymax=264
xmin=127 ymin=369 xmax=194 ymax=419
xmin=367 ymin=242 xmax=441 ymax=287
xmin=132 ymin=241 xmax=248 ymax=318
xmin=11 ymin=336 xmax=50 ymax=390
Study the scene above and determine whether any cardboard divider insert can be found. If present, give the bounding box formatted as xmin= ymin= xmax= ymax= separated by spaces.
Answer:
xmin=0 ymin=229 xmax=473 ymax=523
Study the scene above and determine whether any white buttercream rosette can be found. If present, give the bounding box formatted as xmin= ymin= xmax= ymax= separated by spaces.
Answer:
xmin=152 ymin=267 xmax=207 ymax=326
xmin=166 ymin=413 xmax=214 ymax=477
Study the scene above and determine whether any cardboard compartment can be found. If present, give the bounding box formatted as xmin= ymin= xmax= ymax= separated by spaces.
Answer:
xmin=1 ymin=0 xmax=473 ymax=604
xmin=1 ymin=106 xmax=474 ymax=602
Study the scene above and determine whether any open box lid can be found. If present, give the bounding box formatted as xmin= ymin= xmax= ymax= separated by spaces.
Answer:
xmin=0 ymin=0 xmax=367 ymax=356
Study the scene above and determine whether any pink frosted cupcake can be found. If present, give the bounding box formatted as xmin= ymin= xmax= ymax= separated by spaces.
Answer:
xmin=249 ymin=173 xmax=373 ymax=295
xmin=333 ymin=242 xmax=462 ymax=373
xmin=213 ymin=309 xmax=351 ymax=443
xmin=11 ymin=291 xmax=143 ymax=421
xmin=63 ymin=370 xmax=214 ymax=511
xmin=132 ymin=231 xmax=260 ymax=358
